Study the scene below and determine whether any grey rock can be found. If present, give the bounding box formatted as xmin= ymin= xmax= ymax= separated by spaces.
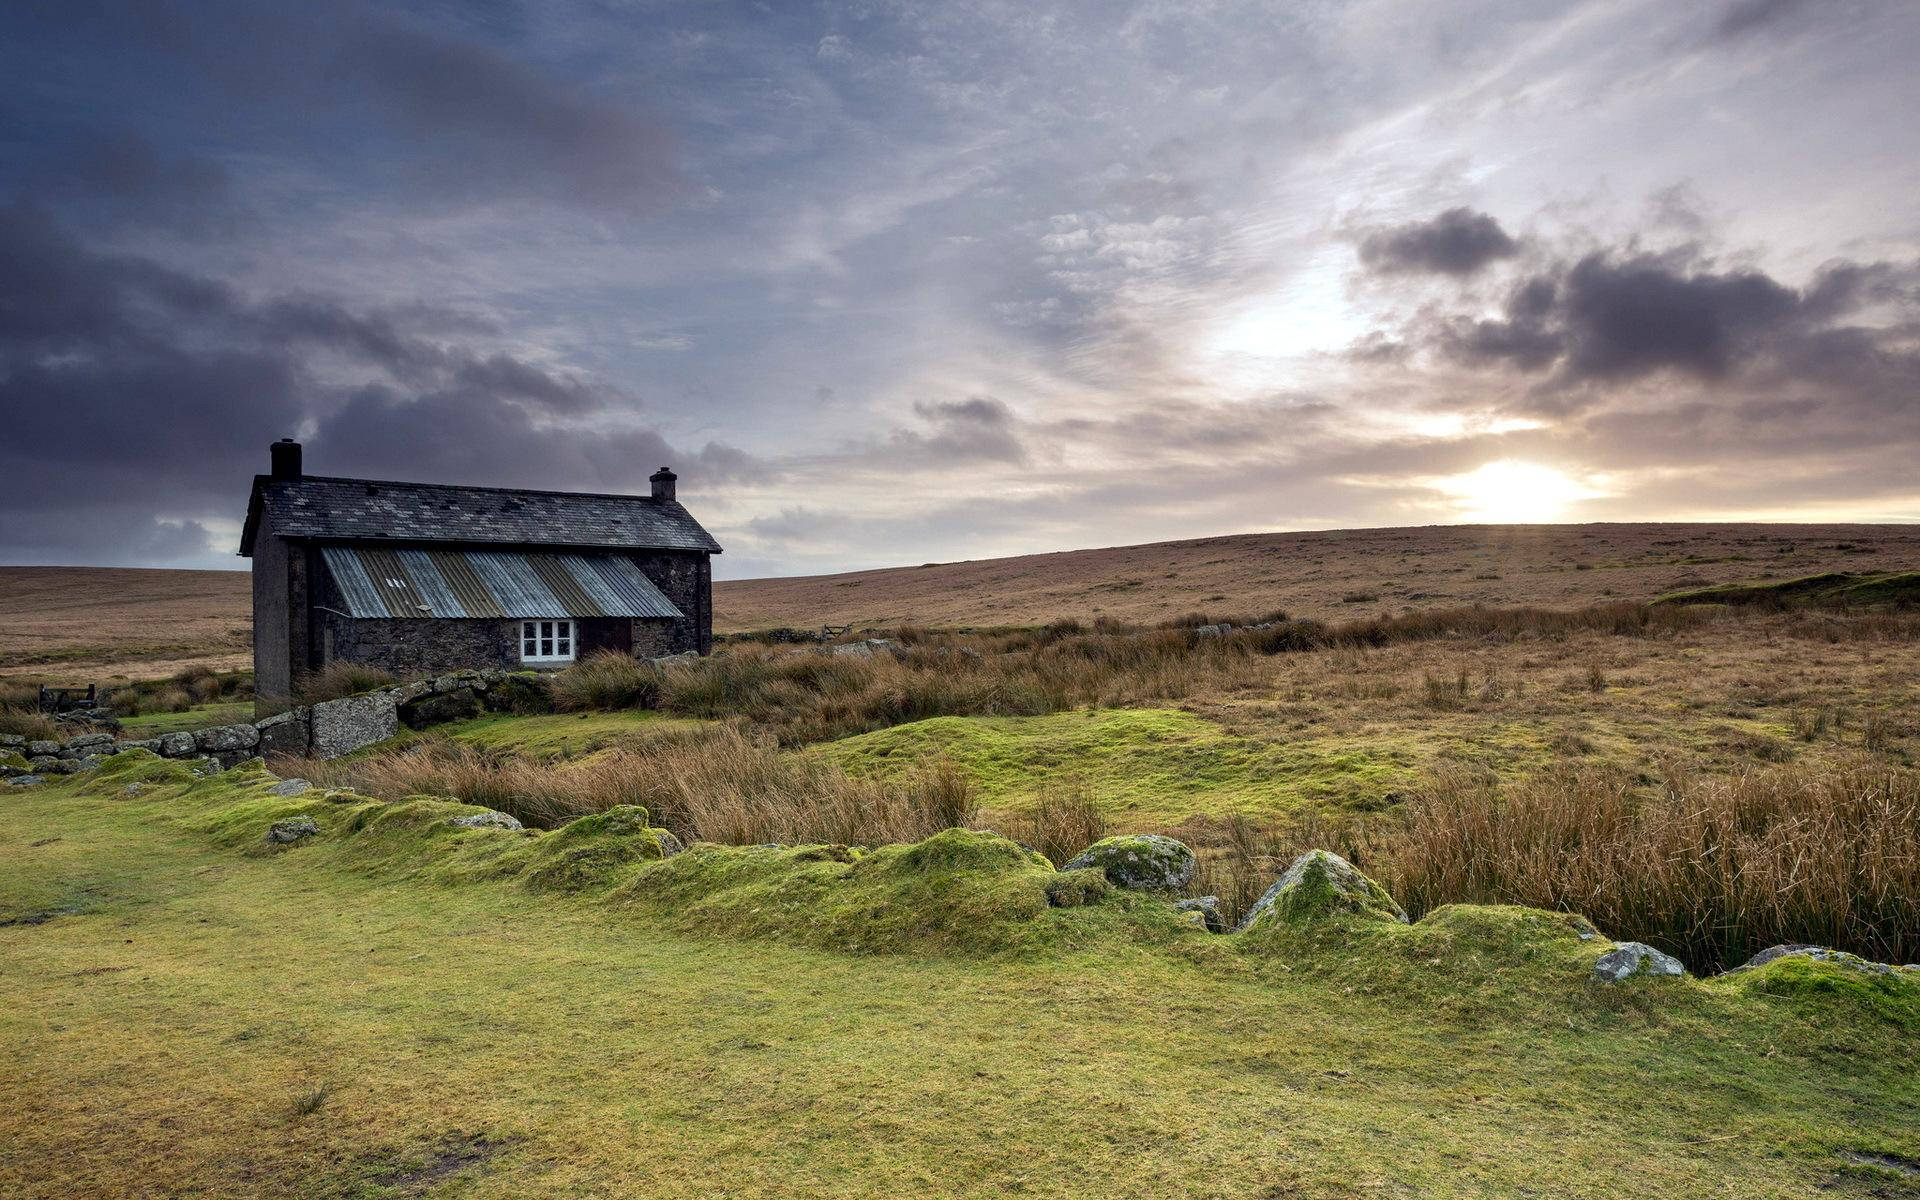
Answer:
xmin=27 ymin=740 xmax=59 ymax=757
xmin=269 ymin=778 xmax=313 ymax=797
xmin=188 ymin=756 xmax=223 ymax=776
xmin=431 ymin=674 xmax=460 ymax=694
xmin=265 ymin=816 xmax=320 ymax=845
xmin=389 ymin=680 xmax=435 ymax=705
xmin=649 ymin=651 xmax=700 ymax=669
xmin=448 ymin=809 xmax=523 ymax=831
xmin=1237 ymin=849 xmax=1408 ymax=931
xmin=41 ymin=759 xmax=81 ymax=775
xmin=195 ymin=723 xmax=260 ymax=753
xmin=654 ymin=829 xmax=685 ymax=857
xmin=0 ymin=763 xmax=24 ymax=779
xmin=119 ymin=739 xmax=159 ymax=755
xmin=1194 ymin=623 xmax=1230 ymax=638
xmin=1593 ymin=942 xmax=1687 ymax=983
xmin=156 ymin=731 xmax=198 ymax=758
xmin=1063 ymin=834 xmax=1197 ymax=892
xmin=1735 ymin=944 xmax=1902 ymax=976
xmin=1174 ymin=895 xmax=1226 ymax=933
xmin=399 ymin=687 xmax=481 ymax=730
xmin=310 ymin=691 xmax=398 ymax=759
xmin=122 ymin=782 xmax=147 ymax=796
xmin=255 ymin=708 xmax=311 ymax=757
xmin=8 ymin=774 xmax=45 ymax=787
xmin=65 ymin=732 xmax=113 ymax=750
xmin=28 ymin=755 xmax=60 ymax=771
xmin=0 ymin=733 xmax=25 ymax=748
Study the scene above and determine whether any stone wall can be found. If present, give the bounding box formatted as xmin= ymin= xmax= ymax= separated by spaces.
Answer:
xmin=321 ymin=614 xmax=519 ymax=678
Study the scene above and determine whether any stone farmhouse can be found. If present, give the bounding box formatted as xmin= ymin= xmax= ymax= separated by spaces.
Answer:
xmin=240 ymin=439 xmax=721 ymax=701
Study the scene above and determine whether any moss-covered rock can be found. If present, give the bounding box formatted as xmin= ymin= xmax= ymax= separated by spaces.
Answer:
xmin=1062 ymin=834 xmax=1195 ymax=891
xmin=1237 ymin=849 xmax=1405 ymax=931
xmin=1592 ymin=941 xmax=1686 ymax=983
xmin=1045 ymin=867 xmax=1110 ymax=908
xmin=1716 ymin=952 xmax=1920 ymax=1029
xmin=0 ymin=750 xmax=30 ymax=773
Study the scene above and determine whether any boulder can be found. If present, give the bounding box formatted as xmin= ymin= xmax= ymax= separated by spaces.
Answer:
xmin=27 ymin=740 xmax=59 ymax=757
xmin=654 ymin=829 xmax=685 ymax=857
xmin=1175 ymin=895 xmax=1226 ymax=933
xmin=265 ymin=816 xmax=320 ymax=845
xmin=310 ymin=691 xmax=397 ymax=759
xmin=1735 ymin=944 xmax=1904 ymax=976
xmin=1194 ymin=624 xmax=1230 ymax=638
xmin=66 ymin=732 xmax=114 ymax=751
xmin=8 ymin=775 xmax=45 ymax=787
xmin=1062 ymin=835 xmax=1197 ymax=892
xmin=649 ymin=651 xmax=699 ymax=669
xmin=448 ymin=809 xmax=524 ymax=831
xmin=399 ymin=687 xmax=481 ymax=730
xmin=119 ymin=739 xmax=159 ymax=755
xmin=0 ymin=733 xmax=25 ymax=749
xmin=269 ymin=778 xmax=313 ymax=797
xmin=27 ymin=755 xmax=59 ymax=772
xmin=1044 ymin=868 xmax=1111 ymax=908
xmin=156 ymin=731 xmax=198 ymax=758
xmin=255 ymin=708 xmax=311 ymax=758
xmin=1237 ymin=850 xmax=1407 ymax=931
xmin=1592 ymin=941 xmax=1687 ymax=983
xmin=195 ymin=724 xmax=260 ymax=753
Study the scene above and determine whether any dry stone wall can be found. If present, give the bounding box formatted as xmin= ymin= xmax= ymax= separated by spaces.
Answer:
xmin=1 ymin=668 xmax=530 ymax=782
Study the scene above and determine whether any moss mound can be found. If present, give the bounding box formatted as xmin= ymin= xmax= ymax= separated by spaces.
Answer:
xmin=1715 ymin=954 xmax=1920 ymax=1029
xmin=1062 ymin=834 xmax=1196 ymax=891
xmin=1238 ymin=849 xmax=1405 ymax=932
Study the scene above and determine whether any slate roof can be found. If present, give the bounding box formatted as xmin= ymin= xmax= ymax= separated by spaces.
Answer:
xmin=239 ymin=475 xmax=722 ymax=556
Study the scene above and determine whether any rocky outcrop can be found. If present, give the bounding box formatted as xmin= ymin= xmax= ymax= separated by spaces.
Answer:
xmin=1062 ymin=834 xmax=1196 ymax=891
xmin=449 ymin=809 xmax=524 ymax=831
xmin=1592 ymin=941 xmax=1687 ymax=982
xmin=1237 ymin=849 xmax=1407 ymax=931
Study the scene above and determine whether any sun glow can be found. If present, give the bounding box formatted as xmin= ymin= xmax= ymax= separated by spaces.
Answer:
xmin=1436 ymin=460 xmax=1605 ymax=523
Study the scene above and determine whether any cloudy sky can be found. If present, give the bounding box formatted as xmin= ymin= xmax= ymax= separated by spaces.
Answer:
xmin=2 ymin=0 xmax=1916 ymax=577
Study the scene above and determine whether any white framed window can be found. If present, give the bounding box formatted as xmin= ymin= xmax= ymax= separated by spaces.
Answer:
xmin=520 ymin=619 xmax=575 ymax=664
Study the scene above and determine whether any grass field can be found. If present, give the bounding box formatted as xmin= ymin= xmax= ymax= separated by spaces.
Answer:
xmin=5 ymin=756 xmax=1919 ymax=1199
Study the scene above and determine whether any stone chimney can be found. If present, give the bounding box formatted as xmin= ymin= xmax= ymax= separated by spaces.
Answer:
xmin=270 ymin=438 xmax=303 ymax=481
xmin=649 ymin=466 xmax=677 ymax=502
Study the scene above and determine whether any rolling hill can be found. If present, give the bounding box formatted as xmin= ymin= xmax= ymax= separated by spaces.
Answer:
xmin=4 ymin=522 xmax=1916 ymax=679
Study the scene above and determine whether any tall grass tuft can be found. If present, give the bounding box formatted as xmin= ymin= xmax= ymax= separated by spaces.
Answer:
xmin=996 ymin=783 xmax=1109 ymax=867
xmin=0 ymin=706 xmax=62 ymax=741
xmin=1385 ymin=762 xmax=1920 ymax=971
xmin=295 ymin=662 xmax=398 ymax=706
xmin=551 ymin=650 xmax=661 ymax=711
xmin=280 ymin=726 xmax=977 ymax=847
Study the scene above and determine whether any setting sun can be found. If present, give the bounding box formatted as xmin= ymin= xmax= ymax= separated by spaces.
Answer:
xmin=1437 ymin=460 xmax=1604 ymax=523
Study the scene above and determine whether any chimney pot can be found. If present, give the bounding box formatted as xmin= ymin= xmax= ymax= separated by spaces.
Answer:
xmin=649 ymin=466 xmax=677 ymax=502
xmin=270 ymin=438 xmax=302 ymax=481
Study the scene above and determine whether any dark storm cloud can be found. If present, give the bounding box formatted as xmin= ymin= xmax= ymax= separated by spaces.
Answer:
xmin=5 ymin=1 xmax=674 ymax=216
xmin=0 ymin=206 xmax=749 ymax=564
xmin=1357 ymin=208 xmax=1521 ymax=277
xmin=1433 ymin=249 xmax=1914 ymax=387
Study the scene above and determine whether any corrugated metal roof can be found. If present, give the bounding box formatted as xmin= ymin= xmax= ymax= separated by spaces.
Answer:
xmin=242 ymin=475 xmax=722 ymax=555
xmin=321 ymin=546 xmax=683 ymax=620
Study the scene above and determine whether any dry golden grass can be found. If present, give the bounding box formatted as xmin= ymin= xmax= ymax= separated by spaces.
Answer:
xmin=715 ymin=521 xmax=1920 ymax=631
xmin=282 ymin=725 xmax=976 ymax=847
xmin=0 ymin=565 xmax=249 ymax=679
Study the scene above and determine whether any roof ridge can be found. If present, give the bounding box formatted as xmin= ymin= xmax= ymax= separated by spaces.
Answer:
xmin=268 ymin=474 xmax=672 ymax=504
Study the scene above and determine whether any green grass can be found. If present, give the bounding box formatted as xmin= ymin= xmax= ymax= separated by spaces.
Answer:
xmin=818 ymin=708 xmax=1414 ymax=827
xmin=3 ymin=755 xmax=1919 ymax=1197
xmin=431 ymin=709 xmax=712 ymax=758
xmin=117 ymin=700 xmax=255 ymax=737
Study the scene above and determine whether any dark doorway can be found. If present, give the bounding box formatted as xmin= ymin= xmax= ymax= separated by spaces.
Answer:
xmin=575 ymin=617 xmax=633 ymax=658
